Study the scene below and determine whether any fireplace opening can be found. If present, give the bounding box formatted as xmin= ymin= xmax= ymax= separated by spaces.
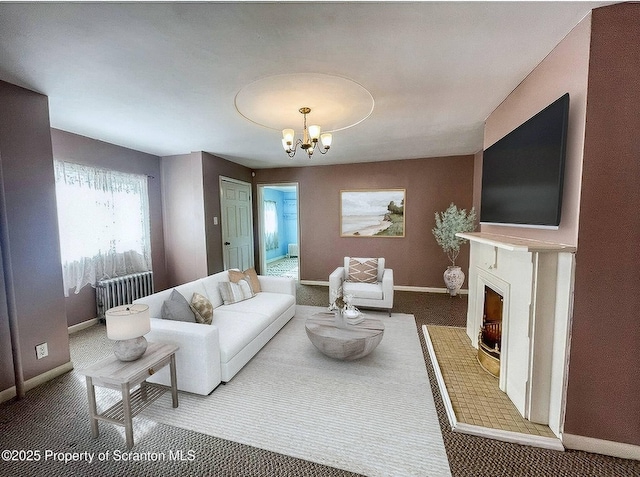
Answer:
xmin=478 ymin=286 xmax=503 ymax=377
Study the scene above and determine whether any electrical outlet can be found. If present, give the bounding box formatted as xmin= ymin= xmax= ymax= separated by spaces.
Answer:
xmin=35 ymin=342 xmax=48 ymax=360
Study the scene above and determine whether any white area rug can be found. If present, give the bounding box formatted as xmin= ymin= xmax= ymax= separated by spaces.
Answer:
xmin=142 ymin=305 xmax=451 ymax=476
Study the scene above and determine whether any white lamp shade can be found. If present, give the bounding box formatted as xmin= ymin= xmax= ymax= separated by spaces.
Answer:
xmin=321 ymin=133 xmax=332 ymax=147
xmin=282 ymin=128 xmax=295 ymax=144
xmin=105 ymin=304 xmax=150 ymax=341
xmin=308 ymin=124 xmax=321 ymax=140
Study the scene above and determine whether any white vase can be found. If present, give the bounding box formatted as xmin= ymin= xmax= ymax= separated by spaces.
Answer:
xmin=443 ymin=266 xmax=465 ymax=296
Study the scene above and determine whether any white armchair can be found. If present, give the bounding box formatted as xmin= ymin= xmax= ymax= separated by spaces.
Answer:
xmin=329 ymin=257 xmax=394 ymax=316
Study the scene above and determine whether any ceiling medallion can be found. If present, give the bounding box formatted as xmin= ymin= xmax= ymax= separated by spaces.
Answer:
xmin=235 ymin=73 xmax=374 ymax=159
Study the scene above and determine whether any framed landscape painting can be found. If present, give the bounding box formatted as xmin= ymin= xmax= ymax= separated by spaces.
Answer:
xmin=340 ymin=189 xmax=405 ymax=237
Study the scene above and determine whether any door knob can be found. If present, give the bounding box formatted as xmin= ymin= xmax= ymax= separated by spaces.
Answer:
xmin=224 ymin=242 xmax=231 ymax=245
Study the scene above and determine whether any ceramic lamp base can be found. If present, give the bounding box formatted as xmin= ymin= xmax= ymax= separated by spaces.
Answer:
xmin=113 ymin=336 xmax=148 ymax=361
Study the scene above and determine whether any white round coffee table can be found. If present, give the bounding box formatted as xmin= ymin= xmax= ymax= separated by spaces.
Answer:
xmin=305 ymin=312 xmax=384 ymax=360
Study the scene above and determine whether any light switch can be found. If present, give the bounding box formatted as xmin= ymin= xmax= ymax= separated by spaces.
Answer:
xmin=213 ymin=216 xmax=218 ymax=225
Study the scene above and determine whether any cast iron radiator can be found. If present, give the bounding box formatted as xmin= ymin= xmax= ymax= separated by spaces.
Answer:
xmin=96 ymin=271 xmax=154 ymax=319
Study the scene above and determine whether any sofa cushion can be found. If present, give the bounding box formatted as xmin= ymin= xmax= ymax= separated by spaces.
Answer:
xmin=347 ymin=258 xmax=379 ymax=283
xmin=162 ymin=289 xmax=196 ymax=322
xmin=343 ymin=281 xmax=384 ymax=300
xmin=190 ymin=292 xmax=214 ymax=325
xmin=200 ymin=273 xmax=228 ymax=308
xmin=221 ymin=291 xmax=295 ymax=318
xmin=212 ymin=310 xmax=274 ymax=363
xmin=219 ymin=279 xmax=255 ymax=305
xmin=175 ymin=280 xmax=209 ymax=306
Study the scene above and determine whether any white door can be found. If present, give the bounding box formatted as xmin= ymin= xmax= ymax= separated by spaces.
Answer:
xmin=220 ymin=178 xmax=254 ymax=271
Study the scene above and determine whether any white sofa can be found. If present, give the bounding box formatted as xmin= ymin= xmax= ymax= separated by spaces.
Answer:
xmin=329 ymin=257 xmax=394 ymax=316
xmin=133 ymin=270 xmax=296 ymax=395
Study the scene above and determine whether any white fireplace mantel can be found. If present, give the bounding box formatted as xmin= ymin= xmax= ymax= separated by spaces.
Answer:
xmin=457 ymin=232 xmax=576 ymax=438
xmin=457 ymin=232 xmax=576 ymax=253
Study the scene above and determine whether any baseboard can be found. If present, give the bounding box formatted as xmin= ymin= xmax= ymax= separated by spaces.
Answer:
xmin=563 ymin=433 xmax=640 ymax=461
xmin=0 ymin=361 xmax=74 ymax=404
xmin=68 ymin=318 xmax=99 ymax=334
xmin=300 ymin=280 xmax=329 ymax=287
xmin=25 ymin=361 xmax=74 ymax=392
xmin=0 ymin=386 xmax=16 ymax=404
xmin=396 ymin=285 xmax=468 ymax=294
xmin=422 ymin=324 xmax=564 ymax=452
xmin=266 ymin=255 xmax=287 ymax=263
xmin=299 ymin=280 xmax=468 ymax=295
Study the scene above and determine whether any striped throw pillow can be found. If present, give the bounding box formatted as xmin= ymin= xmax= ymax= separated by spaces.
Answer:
xmin=347 ymin=258 xmax=379 ymax=283
xmin=218 ymin=279 xmax=255 ymax=305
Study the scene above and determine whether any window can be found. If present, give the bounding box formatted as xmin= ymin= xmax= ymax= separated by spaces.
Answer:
xmin=54 ymin=161 xmax=152 ymax=296
xmin=264 ymin=200 xmax=279 ymax=251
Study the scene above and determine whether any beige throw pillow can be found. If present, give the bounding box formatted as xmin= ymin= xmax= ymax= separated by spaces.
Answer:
xmin=228 ymin=268 xmax=261 ymax=293
xmin=243 ymin=268 xmax=261 ymax=293
xmin=190 ymin=292 xmax=214 ymax=325
xmin=228 ymin=269 xmax=246 ymax=283
xmin=347 ymin=258 xmax=379 ymax=283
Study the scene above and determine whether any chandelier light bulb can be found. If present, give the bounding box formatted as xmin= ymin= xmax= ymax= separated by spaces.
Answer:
xmin=320 ymin=133 xmax=332 ymax=148
xmin=308 ymin=125 xmax=321 ymax=141
xmin=282 ymin=128 xmax=295 ymax=145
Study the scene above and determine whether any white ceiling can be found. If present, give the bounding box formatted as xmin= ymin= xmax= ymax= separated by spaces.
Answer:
xmin=0 ymin=2 xmax=612 ymax=169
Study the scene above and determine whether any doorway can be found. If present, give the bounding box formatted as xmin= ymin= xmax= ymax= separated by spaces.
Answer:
xmin=257 ymin=183 xmax=299 ymax=280
xmin=220 ymin=177 xmax=254 ymax=271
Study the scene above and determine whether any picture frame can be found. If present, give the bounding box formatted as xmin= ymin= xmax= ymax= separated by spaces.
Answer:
xmin=340 ymin=189 xmax=405 ymax=237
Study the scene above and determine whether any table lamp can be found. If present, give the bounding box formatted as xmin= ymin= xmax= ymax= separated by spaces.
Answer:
xmin=105 ymin=304 xmax=151 ymax=361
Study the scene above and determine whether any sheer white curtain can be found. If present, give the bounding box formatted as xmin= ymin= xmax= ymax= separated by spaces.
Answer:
xmin=54 ymin=161 xmax=152 ymax=296
xmin=264 ymin=200 xmax=279 ymax=251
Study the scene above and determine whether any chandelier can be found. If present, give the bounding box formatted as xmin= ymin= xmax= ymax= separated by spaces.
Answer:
xmin=281 ymin=107 xmax=332 ymax=158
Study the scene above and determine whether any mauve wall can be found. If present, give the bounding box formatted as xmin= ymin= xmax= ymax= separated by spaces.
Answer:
xmin=0 ymin=250 xmax=13 ymax=393
xmin=480 ymin=14 xmax=591 ymax=247
xmin=51 ymin=129 xmax=166 ymax=327
xmin=0 ymin=81 xmax=69 ymax=388
xmin=161 ymin=153 xmax=208 ymax=287
xmin=254 ymin=156 xmax=474 ymax=287
xmin=565 ymin=3 xmax=640 ymax=447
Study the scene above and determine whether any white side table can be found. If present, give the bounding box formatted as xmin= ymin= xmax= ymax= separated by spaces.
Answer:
xmin=78 ymin=342 xmax=179 ymax=449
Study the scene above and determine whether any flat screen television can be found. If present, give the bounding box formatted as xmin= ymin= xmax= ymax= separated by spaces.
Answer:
xmin=480 ymin=93 xmax=569 ymax=229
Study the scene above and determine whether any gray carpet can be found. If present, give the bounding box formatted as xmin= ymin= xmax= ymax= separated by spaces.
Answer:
xmin=0 ymin=284 xmax=638 ymax=477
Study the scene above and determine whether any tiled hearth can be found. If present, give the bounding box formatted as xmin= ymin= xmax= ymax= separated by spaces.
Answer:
xmin=427 ymin=326 xmax=562 ymax=450
xmin=426 ymin=325 xmax=556 ymax=440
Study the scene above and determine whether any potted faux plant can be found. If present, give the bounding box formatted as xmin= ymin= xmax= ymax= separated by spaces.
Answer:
xmin=432 ymin=203 xmax=476 ymax=296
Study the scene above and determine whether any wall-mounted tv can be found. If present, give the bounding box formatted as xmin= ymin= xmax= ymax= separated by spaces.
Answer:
xmin=480 ymin=93 xmax=569 ymax=229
